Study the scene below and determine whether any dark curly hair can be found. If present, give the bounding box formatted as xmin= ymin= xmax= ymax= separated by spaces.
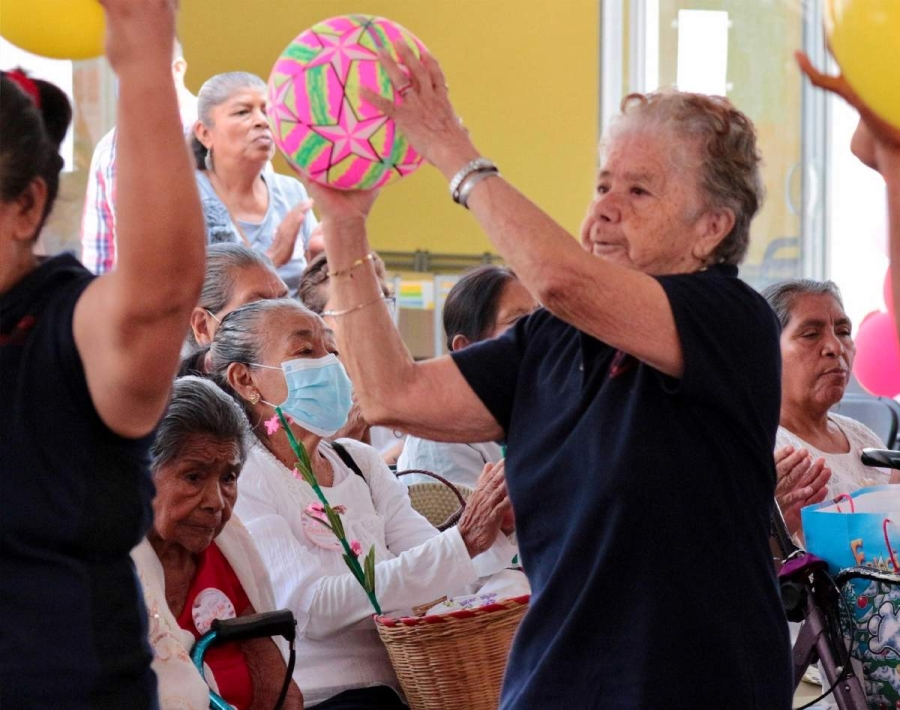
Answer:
xmin=609 ymin=90 xmax=764 ymax=266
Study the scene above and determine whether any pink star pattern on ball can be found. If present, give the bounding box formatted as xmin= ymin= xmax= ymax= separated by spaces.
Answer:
xmin=311 ymin=97 xmax=387 ymax=165
xmin=268 ymin=15 xmax=426 ymax=189
xmin=306 ymin=26 xmax=377 ymax=85
xmin=268 ymin=78 xmax=297 ymax=139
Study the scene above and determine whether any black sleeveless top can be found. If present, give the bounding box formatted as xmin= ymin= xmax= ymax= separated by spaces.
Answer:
xmin=0 ymin=254 xmax=157 ymax=709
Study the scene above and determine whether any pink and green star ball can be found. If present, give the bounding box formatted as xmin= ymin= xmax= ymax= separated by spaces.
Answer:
xmin=268 ymin=15 xmax=427 ymax=190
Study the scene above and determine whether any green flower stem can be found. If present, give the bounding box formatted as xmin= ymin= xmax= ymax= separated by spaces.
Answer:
xmin=276 ymin=407 xmax=382 ymax=615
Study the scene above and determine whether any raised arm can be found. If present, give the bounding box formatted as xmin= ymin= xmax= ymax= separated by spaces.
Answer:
xmin=316 ymin=195 xmax=502 ymax=442
xmin=796 ymin=51 xmax=900 ymax=335
xmin=74 ymin=0 xmax=205 ymax=439
xmin=360 ymin=45 xmax=697 ymax=379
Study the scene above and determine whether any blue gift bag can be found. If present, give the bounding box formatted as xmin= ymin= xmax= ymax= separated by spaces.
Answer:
xmin=802 ymin=485 xmax=900 ymax=576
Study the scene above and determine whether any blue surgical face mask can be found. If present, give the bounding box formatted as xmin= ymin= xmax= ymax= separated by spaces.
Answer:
xmin=253 ymin=354 xmax=353 ymax=437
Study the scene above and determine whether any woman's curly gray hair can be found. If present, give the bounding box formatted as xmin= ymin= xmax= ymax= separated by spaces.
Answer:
xmin=605 ymin=89 xmax=765 ymax=266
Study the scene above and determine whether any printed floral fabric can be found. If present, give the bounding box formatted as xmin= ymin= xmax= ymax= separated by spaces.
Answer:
xmin=841 ymin=571 xmax=900 ymax=709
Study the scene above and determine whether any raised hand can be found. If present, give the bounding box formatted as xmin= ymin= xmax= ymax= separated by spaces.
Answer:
xmin=99 ymin=0 xmax=178 ymax=77
xmin=299 ymin=179 xmax=379 ymax=229
xmin=795 ymin=50 xmax=900 ymax=171
xmin=361 ymin=42 xmax=479 ymax=176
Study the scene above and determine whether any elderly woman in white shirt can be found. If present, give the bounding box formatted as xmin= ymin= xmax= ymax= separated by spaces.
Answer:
xmin=208 ymin=298 xmax=521 ymax=710
xmin=762 ymin=279 xmax=896 ymax=537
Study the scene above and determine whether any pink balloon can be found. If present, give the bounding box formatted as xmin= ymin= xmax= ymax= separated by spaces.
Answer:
xmin=885 ymin=267 xmax=895 ymax=315
xmin=853 ymin=310 xmax=900 ymax=397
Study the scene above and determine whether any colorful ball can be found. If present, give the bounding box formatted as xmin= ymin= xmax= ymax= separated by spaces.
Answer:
xmin=0 ymin=0 xmax=105 ymax=60
xmin=268 ymin=15 xmax=426 ymax=190
xmin=826 ymin=0 xmax=900 ymax=130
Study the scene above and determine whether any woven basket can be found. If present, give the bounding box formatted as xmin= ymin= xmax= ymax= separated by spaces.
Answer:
xmin=397 ymin=469 xmax=474 ymax=531
xmin=375 ymin=595 xmax=529 ymax=710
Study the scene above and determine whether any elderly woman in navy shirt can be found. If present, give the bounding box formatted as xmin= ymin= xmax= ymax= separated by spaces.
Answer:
xmin=306 ymin=46 xmax=792 ymax=710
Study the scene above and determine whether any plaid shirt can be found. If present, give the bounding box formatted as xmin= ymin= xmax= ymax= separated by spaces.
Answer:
xmin=80 ymin=94 xmax=197 ymax=275
xmin=80 ymin=128 xmax=117 ymax=275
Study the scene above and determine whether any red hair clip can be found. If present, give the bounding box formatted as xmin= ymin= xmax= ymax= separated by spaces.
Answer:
xmin=4 ymin=69 xmax=42 ymax=108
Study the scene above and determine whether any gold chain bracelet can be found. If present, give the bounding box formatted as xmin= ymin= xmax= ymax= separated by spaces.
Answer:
xmin=328 ymin=252 xmax=376 ymax=279
xmin=321 ymin=294 xmax=385 ymax=317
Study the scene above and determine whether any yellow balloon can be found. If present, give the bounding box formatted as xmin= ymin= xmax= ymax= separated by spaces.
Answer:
xmin=0 ymin=0 xmax=104 ymax=60
xmin=826 ymin=0 xmax=900 ymax=129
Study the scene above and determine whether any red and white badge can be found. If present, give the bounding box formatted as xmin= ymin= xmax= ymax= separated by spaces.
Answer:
xmin=192 ymin=587 xmax=236 ymax=635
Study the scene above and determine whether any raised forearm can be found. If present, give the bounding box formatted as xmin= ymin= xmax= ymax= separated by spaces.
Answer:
xmin=430 ymin=150 xmax=683 ymax=375
xmin=114 ymin=67 xmax=204 ymax=308
xmin=883 ymin=151 xmax=900 ymax=328
xmin=322 ymin=218 xmax=418 ymax=423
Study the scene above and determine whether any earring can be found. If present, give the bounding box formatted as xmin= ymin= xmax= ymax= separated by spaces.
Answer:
xmin=248 ymin=391 xmax=260 ymax=405
xmin=205 ymin=147 xmax=214 ymax=172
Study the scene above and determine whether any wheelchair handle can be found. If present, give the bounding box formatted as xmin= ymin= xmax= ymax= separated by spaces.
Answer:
xmin=861 ymin=448 xmax=900 ymax=470
xmin=212 ymin=610 xmax=296 ymax=644
xmin=191 ymin=610 xmax=297 ymax=710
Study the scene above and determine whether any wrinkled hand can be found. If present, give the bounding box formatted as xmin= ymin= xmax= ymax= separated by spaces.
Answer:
xmin=268 ymin=199 xmax=314 ymax=267
xmin=361 ymin=42 xmax=478 ymax=173
xmin=457 ymin=460 xmax=512 ymax=557
xmin=774 ymin=445 xmax=831 ymax=537
xmin=100 ymin=0 xmax=178 ymax=76
xmin=795 ymin=51 xmax=900 ymax=174
xmin=297 ymin=179 xmax=379 ymax=229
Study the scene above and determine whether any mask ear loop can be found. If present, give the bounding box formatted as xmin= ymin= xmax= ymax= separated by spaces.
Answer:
xmin=205 ymin=309 xmax=222 ymax=324
xmin=243 ymin=362 xmax=284 ymax=433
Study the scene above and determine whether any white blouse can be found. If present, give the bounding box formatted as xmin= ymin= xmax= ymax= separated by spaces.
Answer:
xmin=775 ymin=413 xmax=891 ymax=498
xmin=397 ymin=438 xmax=503 ymax=489
xmin=234 ymin=437 xmax=518 ymax=707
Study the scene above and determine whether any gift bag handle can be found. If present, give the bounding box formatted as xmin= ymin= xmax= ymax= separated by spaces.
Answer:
xmin=833 ymin=493 xmax=855 ymax=513
xmin=884 ymin=518 xmax=899 ymax=574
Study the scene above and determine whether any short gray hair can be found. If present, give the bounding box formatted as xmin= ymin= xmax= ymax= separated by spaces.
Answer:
xmin=191 ymin=71 xmax=267 ymax=170
xmin=187 ymin=244 xmax=277 ymax=346
xmin=606 ymin=89 xmax=764 ymax=266
xmin=761 ymin=279 xmax=845 ymax=330
xmin=208 ymin=299 xmax=317 ymax=413
xmin=150 ymin=376 xmax=249 ymax=473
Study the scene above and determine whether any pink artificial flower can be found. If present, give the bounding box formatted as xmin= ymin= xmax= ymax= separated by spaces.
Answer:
xmin=308 ymin=502 xmax=326 ymax=515
xmin=264 ymin=415 xmax=281 ymax=436
xmin=350 ymin=540 xmax=362 ymax=557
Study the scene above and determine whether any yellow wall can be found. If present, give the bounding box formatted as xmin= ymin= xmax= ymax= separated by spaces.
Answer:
xmin=179 ymin=1 xmax=599 ymax=255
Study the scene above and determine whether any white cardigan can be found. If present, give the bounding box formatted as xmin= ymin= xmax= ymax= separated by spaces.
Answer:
xmin=132 ymin=516 xmax=286 ymax=710
xmin=234 ymin=437 xmax=518 ymax=707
